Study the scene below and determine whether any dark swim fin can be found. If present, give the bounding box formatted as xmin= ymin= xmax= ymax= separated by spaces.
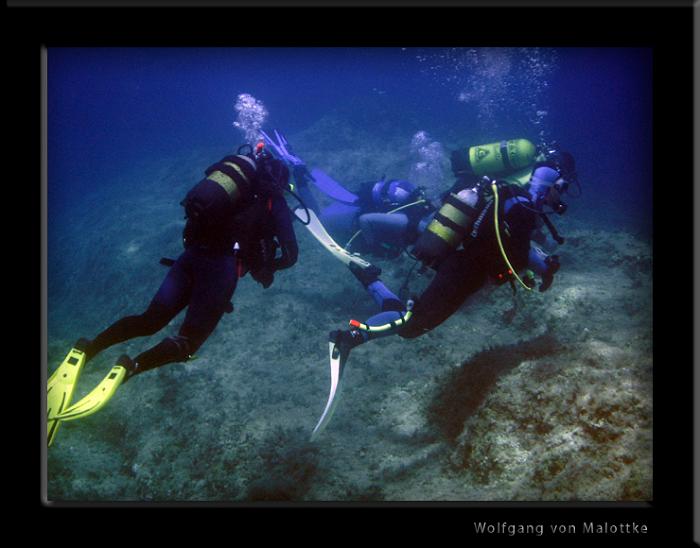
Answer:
xmin=47 ymin=341 xmax=89 ymax=446
xmin=309 ymin=168 xmax=359 ymax=205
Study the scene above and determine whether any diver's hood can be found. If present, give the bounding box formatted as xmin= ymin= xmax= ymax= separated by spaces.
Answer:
xmin=530 ymin=165 xmax=560 ymax=190
xmin=528 ymin=165 xmax=568 ymax=214
xmin=371 ymin=179 xmax=418 ymax=207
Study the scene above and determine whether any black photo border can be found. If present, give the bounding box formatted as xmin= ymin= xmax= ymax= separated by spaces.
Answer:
xmin=13 ymin=0 xmax=695 ymax=544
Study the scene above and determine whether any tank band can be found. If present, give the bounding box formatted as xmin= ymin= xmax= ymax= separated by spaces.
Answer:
xmin=437 ymin=202 xmax=471 ymax=232
xmin=428 ymin=218 xmax=463 ymax=247
xmin=221 ymin=154 xmax=257 ymax=180
xmin=208 ymin=155 xmax=256 ymax=180
xmin=500 ymin=140 xmax=513 ymax=171
xmin=233 ymin=154 xmax=257 ymax=171
xmin=207 ymin=170 xmax=242 ymax=202
xmin=434 ymin=212 xmax=468 ymax=237
xmin=215 ymin=161 xmax=249 ymax=185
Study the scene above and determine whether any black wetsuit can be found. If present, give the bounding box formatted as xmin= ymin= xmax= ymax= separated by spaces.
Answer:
xmin=86 ymin=155 xmax=298 ymax=375
xmin=400 ymin=182 xmax=537 ymax=338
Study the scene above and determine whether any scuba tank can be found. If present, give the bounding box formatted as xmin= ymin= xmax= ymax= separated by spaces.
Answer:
xmin=451 ymin=139 xmax=539 ymax=185
xmin=411 ymin=182 xmax=485 ymax=268
xmin=469 ymin=139 xmax=537 ymax=176
xmin=198 ymin=153 xmax=257 ymax=208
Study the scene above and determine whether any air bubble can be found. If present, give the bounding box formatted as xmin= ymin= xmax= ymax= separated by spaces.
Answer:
xmin=232 ymin=93 xmax=269 ymax=144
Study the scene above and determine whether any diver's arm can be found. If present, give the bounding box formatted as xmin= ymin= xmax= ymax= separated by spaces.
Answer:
xmin=357 ymin=212 xmax=409 ymax=249
xmin=530 ymin=216 xmax=560 ymax=252
xmin=270 ymin=194 xmax=299 ymax=270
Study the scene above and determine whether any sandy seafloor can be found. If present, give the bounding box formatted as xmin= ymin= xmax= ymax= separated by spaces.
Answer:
xmin=46 ymin=119 xmax=652 ymax=503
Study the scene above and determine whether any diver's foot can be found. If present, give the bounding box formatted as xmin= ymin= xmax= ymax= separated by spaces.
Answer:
xmin=329 ymin=329 xmax=365 ymax=358
xmin=349 ymin=262 xmax=382 ymax=288
xmin=116 ymin=354 xmax=137 ymax=383
xmin=74 ymin=338 xmax=96 ymax=363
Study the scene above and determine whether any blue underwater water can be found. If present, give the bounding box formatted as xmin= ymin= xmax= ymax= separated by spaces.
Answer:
xmin=48 ymin=47 xmax=652 ymax=233
xmin=46 ymin=46 xmax=653 ymax=502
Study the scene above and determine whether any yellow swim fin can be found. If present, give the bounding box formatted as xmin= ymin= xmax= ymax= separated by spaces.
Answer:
xmin=53 ymin=359 xmax=128 ymax=422
xmin=47 ymin=341 xmax=89 ymax=446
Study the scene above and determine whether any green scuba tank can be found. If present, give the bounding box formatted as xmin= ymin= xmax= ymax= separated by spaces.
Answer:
xmin=412 ymin=186 xmax=483 ymax=268
xmin=469 ymin=139 xmax=537 ymax=176
xmin=452 ymin=139 xmax=538 ymax=185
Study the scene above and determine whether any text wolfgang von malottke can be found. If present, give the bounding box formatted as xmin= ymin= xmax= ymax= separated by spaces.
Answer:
xmin=474 ymin=521 xmax=648 ymax=537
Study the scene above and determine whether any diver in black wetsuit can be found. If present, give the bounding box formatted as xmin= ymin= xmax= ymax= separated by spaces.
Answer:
xmin=331 ymin=149 xmax=578 ymax=353
xmin=79 ymin=142 xmax=299 ymax=379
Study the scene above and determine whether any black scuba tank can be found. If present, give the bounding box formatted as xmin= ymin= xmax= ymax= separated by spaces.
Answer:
xmin=181 ymin=153 xmax=258 ymax=249
xmin=202 ymin=154 xmax=258 ymax=204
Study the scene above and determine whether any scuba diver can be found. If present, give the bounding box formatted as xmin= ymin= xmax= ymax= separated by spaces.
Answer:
xmin=331 ymin=177 xmax=432 ymax=259
xmin=263 ymin=131 xmax=565 ymax=261
xmin=47 ymin=141 xmax=299 ymax=446
xmin=310 ymin=144 xmax=579 ymax=438
xmin=262 ymin=129 xmax=433 ymax=259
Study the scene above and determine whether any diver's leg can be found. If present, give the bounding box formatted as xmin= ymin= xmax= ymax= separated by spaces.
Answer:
xmin=318 ymin=202 xmax=362 ymax=242
xmin=357 ymin=213 xmax=409 ymax=248
xmin=348 ymin=262 xmax=403 ymax=312
xmin=333 ymin=262 xmax=409 ymax=353
xmin=128 ymin=252 xmax=238 ymax=377
xmin=334 ymin=250 xmax=485 ymax=357
xmin=331 ymin=303 xmax=410 ymax=355
xmin=84 ymin=252 xmax=192 ymax=362
xmin=399 ymin=250 xmax=486 ymax=339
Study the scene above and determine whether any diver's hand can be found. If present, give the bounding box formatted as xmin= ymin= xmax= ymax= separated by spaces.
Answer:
xmin=252 ymin=267 xmax=275 ymax=289
xmin=260 ymin=129 xmax=306 ymax=167
xmin=539 ymin=255 xmax=560 ymax=292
